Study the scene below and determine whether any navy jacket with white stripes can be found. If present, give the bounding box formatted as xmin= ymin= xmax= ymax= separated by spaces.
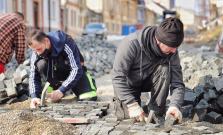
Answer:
xmin=29 ymin=30 xmax=83 ymax=98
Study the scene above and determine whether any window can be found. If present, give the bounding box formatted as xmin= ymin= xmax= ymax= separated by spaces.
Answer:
xmin=104 ymin=0 xmax=108 ymax=10
xmin=12 ymin=0 xmax=17 ymax=12
xmin=71 ymin=10 xmax=73 ymax=26
xmin=71 ymin=10 xmax=76 ymax=27
xmin=21 ymin=0 xmax=26 ymax=20
xmin=116 ymin=1 xmax=119 ymax=14
xmin=117 ymin=24 xmax=119 ymax=33
xmin=0 ymin=0 xmax=6 ymax=14
xmin=111 ymin=0 xmax=114 ymax=11
xmin=112 ymin=23 xmax=114 ymax=32
xmin=51 ymin=0 xmax=56 ymax=19
xmin=78 ymin=15 xmax=82 ymax=28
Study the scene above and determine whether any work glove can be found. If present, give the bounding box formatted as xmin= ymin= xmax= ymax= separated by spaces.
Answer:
xmin=127 ymin=102 xmax=145 ymax=122
xmin=30 ymin=98 xmax=41 ymax=108
xmin=165 ymin=106 xmax=182 ymax=123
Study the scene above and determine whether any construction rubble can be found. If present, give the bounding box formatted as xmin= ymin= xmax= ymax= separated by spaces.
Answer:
xmin=0 ymin=38 xmax=223 ymax=134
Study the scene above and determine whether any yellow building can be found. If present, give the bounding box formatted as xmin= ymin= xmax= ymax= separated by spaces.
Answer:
xmin=103 ymin=0 xmax=138 ymax=35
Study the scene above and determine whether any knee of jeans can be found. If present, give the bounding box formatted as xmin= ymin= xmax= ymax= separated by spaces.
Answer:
xmin=36 ymin=59 xmax=48 ymax=74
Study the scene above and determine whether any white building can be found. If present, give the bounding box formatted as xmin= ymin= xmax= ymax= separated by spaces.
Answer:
xmin=0 ymin=0 xmax=61 ymax=33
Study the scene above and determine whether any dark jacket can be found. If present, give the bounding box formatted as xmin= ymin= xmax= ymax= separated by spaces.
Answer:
xmin=112 ymin=26 xmax=185 ymax=109
xmin=29 ymin=30 xmax=83 ymax=98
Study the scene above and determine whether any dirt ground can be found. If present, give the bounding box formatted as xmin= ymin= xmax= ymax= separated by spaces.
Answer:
xmin=0 ymin=110 xmax=81 ymax=135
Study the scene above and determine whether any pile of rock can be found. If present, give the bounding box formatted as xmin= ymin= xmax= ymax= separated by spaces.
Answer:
xmin=75 ymin=37 xmax=116 ymax=78
xmin=179 ymin=51 xmax=223 ymax=124
xmin=0 ymin=59 xmax=30 ymax=105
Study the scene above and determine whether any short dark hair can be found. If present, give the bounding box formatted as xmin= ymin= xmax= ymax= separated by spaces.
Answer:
xmin=14 ymin=12 xmax=24 ymax=20
xmin=27 ymin=29 xmax=47 ymax=46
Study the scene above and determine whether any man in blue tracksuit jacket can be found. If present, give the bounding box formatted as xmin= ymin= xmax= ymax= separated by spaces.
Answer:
xmin=27 ymin=29 xmax=97 ymax=108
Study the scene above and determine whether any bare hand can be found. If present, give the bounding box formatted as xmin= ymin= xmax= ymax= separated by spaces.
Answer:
xmin=51 ymin=90 xmax=64 ymax=100
xmin=165 ymin=106 xmax=182 ymax=123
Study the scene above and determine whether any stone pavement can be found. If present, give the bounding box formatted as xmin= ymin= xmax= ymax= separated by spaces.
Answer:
xmin=0 ymin=101 xmax=223 ymax=135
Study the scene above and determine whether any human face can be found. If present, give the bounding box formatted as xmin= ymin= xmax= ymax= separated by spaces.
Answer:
xmin=156 ymin=38 xmax=177 ymax=55
xmin=29 ymin=38 xmax=51 ymax=56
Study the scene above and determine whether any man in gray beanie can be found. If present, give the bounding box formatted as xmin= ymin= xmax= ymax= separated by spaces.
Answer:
xmin=112 ymin=17 xmax=185 ymax=123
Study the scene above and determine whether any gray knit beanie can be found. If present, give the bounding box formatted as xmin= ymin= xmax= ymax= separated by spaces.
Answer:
xmin=155 ymin=17 xmax=184 ymax=47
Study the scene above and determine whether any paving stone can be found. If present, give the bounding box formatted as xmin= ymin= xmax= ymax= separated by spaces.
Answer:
xmin=33 ymin=111 xmax=45 ymax=115
xmin=0 ymin=73 xmax=6 ymax=81
xmin=203 ymin=75 xmax=215 ymax=89
xmin=89 ymin=116 xmax=100 ymax=120
xmin=194 ymin=86 xmax=205 ymax=99
xmin=20 ymin=69 xmax=29 ymax=80
xmin=144 ymin=123 xmax=160 ymax=129
xmin=203 ymin=89 xmax=218 ymax=102
xmin=6 ymin=97 xmax=18 ymax=104
xmin=22 ymin=78 xmax=29 ymax=86
xmin=6 ymin=87 xmax=17 ymax=98
xmin=23 ymin=59 xmax=30 ymax=66
xmin=183 ymin=91 xmax=196 ymax=105
xmin=82 ymin=131 xmax=99 ymax=135
xmin=164 ymin=115 xmax=178 ymax=127
xmin=131 ymin=124 xmax=146 ymax=130
xmin=5 ymin=67 xmax=14 ymax=78
xmin=195 ymin=99 xmax=209 ymax=109
xmin=53 ymin=106 xmax=64 ymax=111
xmin=4 ymin=79 xmax=16 ymax=88
xmin=217 ymin=94 xmax=223 ymax=108
xmin=18 ymin=94 xmax=29 ymax=102
xmin=97 ymin=127 xmax=114 ymax=135
xmin=209 ymin=100 xmax=222 ymax=113
xmin=78 ymin=112 xmax=87 ymax=116
xmin=53 ymin=114 xmax=63 ymax=118
xmin=64 ymin=104 xmax=73 ymax=109
xmin=105 ymin=117 xmax=118 ymax=123
xmin=78 ymin=101 xmax=88 ymax=104
xmin=120 ymin=119 xmax=135 ymax=124
xmin=95 ymin=120 xmax=107 ymax=124
xmin=181 ymin=104 xmax=193 ymax=117
xmin=109 ymin=130 xmax=124 ymax=135
xmin=70 ymin=109 xmax=81 ymax=115
xmin=0 ymin=81 xmax=5 ymax=89
xmin=214 ymin=77 xmax=223 ymax=93
xmin=63 ymin=115 xmax=73 ymax=118
xmin=73 ymin=104 xmax=86 ymax=109
xmin=17 ymin=84 xmax=28 ymax=96
xmin=103 ymin=123 xmax=119 ymax=127
xmin=86 ymin=113 xmax=97 ymax=117
xmin=59 ymin=110 xmax=70 ymax=115
xmin=97 ymin=102 xmax=110 ymax=108
xmin=13 ymin=72 xmax=22 ymax=84
xmin=121 ymin=130 xmax=138 ymax=135
xmin=115 ymin=124 xmax=132 ymax=130
xmin=41 ymin=106 xmax=53 ymax=111
xmin=87 ymin=101 xmax=98 ymax=105
xmin=0 ymin=89 xmax=7 ymax=98
xmin=192 ymin=108 xmax=207 ymax=122
xmin=204 ymin=111 xmax=222 ymax=124
xmin=88 ymin=124 xmax=103 ymax=132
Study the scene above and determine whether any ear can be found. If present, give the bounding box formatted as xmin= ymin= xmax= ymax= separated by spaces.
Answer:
xmin=45 ymin=37 xmax=50 ymax=43
xmin=155 ymin=37 xmax=161 ymax=46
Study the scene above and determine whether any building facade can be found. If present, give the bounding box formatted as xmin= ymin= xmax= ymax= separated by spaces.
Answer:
xmin=61 ymin=0 xmax=86 ymax=36
xmin=102 ymin=0 xmax=138 ymax=35
xmin=1 ymin=0 xmax=61 ymax=33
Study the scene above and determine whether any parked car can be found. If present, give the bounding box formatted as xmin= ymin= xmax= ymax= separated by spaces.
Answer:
xmin=82 ymin=23 xmax=108 ymax=39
